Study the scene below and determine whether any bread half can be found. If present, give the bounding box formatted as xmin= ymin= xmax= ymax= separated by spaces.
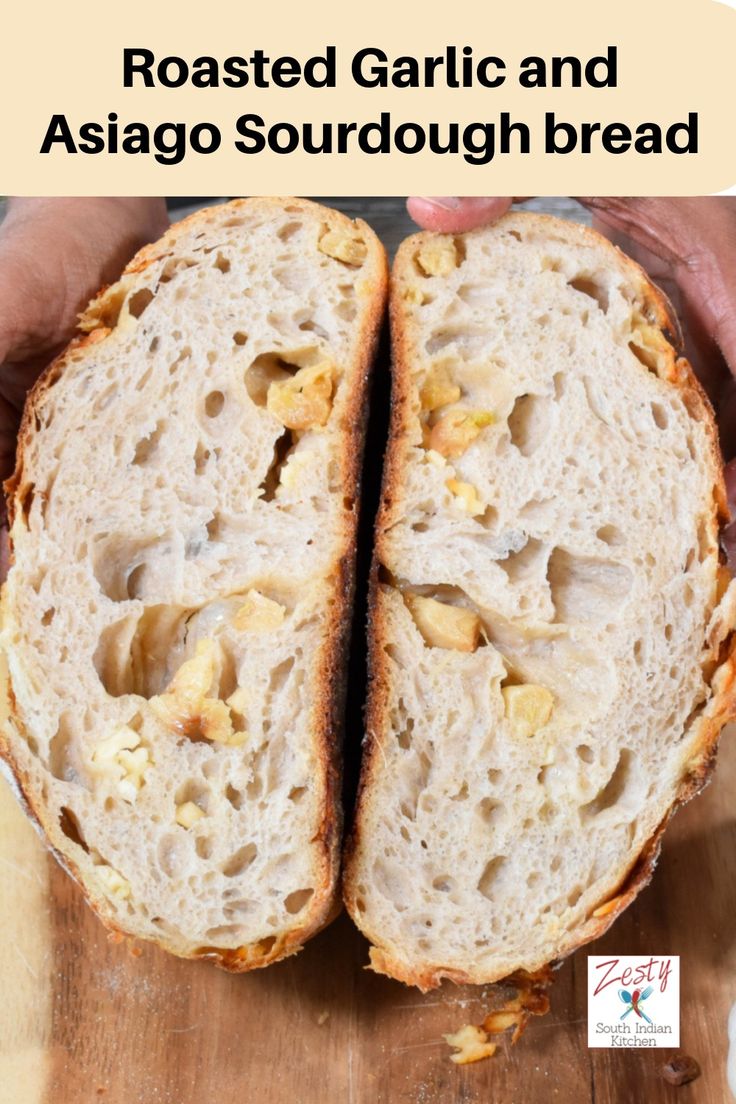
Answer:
xmin=0 ymin=197 xmax=387 ymax=968
xmin=344 ymin=212 xmax=736 ymax=990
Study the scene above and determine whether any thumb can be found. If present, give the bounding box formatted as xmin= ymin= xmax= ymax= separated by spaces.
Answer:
xmin=406 ymin=197 xmax=515 ymax=233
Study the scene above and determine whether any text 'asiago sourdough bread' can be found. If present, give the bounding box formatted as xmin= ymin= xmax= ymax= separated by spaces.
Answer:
xmin=0 ymin=198 xmax=387 ymax=969
xmin=344 ymin=213 xmax=736 ymax=990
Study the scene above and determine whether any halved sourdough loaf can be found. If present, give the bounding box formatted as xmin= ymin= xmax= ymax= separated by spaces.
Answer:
xmin=0 ymin=197 xmax=387 ymax=968
xmin=344 ymin=212 xmax=736 ymax=990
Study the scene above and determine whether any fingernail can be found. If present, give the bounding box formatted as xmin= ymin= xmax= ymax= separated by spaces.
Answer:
xmin=419 ymin=197 xmax=462 ymax=211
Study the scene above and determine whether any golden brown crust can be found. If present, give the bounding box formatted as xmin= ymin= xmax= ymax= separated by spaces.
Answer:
xmin=1 ymin=197 xmax=388 ymax=972
xmin=343 ymin=211 xmax=736 ymax=991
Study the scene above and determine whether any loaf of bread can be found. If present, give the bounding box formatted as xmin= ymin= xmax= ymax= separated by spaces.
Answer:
xmin=343 ymin=212 xmax=736 ymax=990
xmin=0 ymin=197 xmax=387 ymax=968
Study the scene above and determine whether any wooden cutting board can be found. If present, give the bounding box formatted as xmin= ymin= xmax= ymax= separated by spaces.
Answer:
xmin=1 ymin=729 xmax=734 ymax=1104
xmin=1 ymin=199 xmax=735 ymax=1104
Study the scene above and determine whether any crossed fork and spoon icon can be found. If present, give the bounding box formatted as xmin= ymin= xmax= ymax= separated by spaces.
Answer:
xmin=618 ymin=986 xmax=654 ymax=1024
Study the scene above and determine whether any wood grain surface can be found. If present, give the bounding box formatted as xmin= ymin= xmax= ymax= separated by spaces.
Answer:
xmin=1 ymin=198 xmax=734 ymax=1104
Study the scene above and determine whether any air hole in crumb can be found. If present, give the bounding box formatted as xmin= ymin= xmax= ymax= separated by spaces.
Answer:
xmin=596 ymin=524 xmax=623 ymax=547
xmin=451 ymin=781 xmax=469 ymax=802
xmin=576 ymin=744 xmax=594 ymax=764
xmin=284 ymin=887 xmax=314 ymax=914
xmin=214 ymin=252 xmax=231 ymax=274
xmin=195 ymin=836 xmax=213 ymax=860
xmin=59 ymin=806 xmax=89 ymax=852
xmin=478 ymin=856 xmax=506 ymax=899
xmin=477 ymin=797 xmax=502 ymax=825
xmin=41 ymin=608 xmax=55 ymax=626
xmin=541 ymin=256 xmax=561 ymax=272
xmin=222 ymin=843 xmax=258 ymax=878
xmin=194 ymin=441 xmax=211 ymax=475
xmin=396 ymin=717 xmax=414 ymax=750
xmin=132 ymin=420 xmax=165 ymax=465
xmin=476 ymin=505 xmax=498 ymax=531
xmin=18 ymin=483 xmax=35 ymax=525
xmin=258 ymin=936 xmax=277 ymax=955
xmin=581 ymin=749 xmax=633 ymax=819
xmin=288 ymin=786 xmax=307 ymax=803
xmin=629 ymin=341 xmax=659 ymax=373
xmin=205 ymin=924 xmax=243 ymax=941
xmin=125 ymin=563 xmax=149 ymax=600
xmin=259 ymin=429 xmax=297 ymax=502
xmin=246 ymin=776 xmax=263 ymax=800
xmin=299 ymin=318 xmax=329 ymax=340
xmin=547 ymin=548 xmax=632 ymax=624
xmin=568 ymin=274 xmax=609 ymax=313
xmin=233 ymin=331 xmax=248 ymax=346
xmin=225 ymin=783 xmax=244 ymax=810
xmin=277 ymin=221 xmax=302 ymax=241
xmin=49 ymin=715 xmax=76 ymax=781
xmin=497 ymin=537 xmax=546 ymax=585
xmin=244 ymin=351 xmax=306 ymax=406
xmin=508 ymin=393 xmax=552 ymax=457
xmin=128 ymin=288 xmax=154 ymax=319
xmin=651 ymin=402 xmax=669 ymax=430
xmin=204 ymin=391 xmax=225 ymax=417
xmin=175 ymin=779 xmax=208 ymax=808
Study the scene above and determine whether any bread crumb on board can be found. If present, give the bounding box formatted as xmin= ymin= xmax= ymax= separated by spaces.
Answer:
xmin=444 ymin=969 xmax=553 ymax=1064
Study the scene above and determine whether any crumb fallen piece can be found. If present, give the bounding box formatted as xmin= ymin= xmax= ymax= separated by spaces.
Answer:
xmin=445 ymin=968 xmax=553 ymax=1065
xmin=444 ymin=1024 xmax=497 ymax=1065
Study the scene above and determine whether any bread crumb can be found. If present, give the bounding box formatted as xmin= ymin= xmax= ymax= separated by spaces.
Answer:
xmin=317 ymin=1010 xmax=330 ymax=1025
xmin=444 ymin=1024 xmax=496 ymax=1064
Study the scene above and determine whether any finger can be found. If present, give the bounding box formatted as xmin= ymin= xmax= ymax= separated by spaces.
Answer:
xmin=721 ymin=459 xmax=736 ymax=572
xmin=0 ymin=198 xmax=169 ymax=364
xmin=718 ymin=378 xmax=736 ymax=462
xmin=578 ymin=198 xmax=736 ymax=377
xmin=406 ymin=197 xmax=515 ymax=233
xmin=0 ymin=527 xmax=9 ymax=583
xmin=590 ymin=213 xmax=730 ymax=408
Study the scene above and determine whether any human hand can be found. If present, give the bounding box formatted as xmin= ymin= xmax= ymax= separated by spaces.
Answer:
xmin=0 ymin=197 xmax=169 ymax=487
xmin=407 ymin=196 xmax=736 ymax=563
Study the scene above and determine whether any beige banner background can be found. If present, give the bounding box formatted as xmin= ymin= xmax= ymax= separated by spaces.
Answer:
xmin=1 ymin=0 xmax=735 ymax=195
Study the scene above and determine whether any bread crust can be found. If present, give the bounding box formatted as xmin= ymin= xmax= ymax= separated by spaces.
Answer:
xmin=1 ymin=197 xmax=388 ymax=971
xmin=343 ymin=211 xmax=736 ymax=991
